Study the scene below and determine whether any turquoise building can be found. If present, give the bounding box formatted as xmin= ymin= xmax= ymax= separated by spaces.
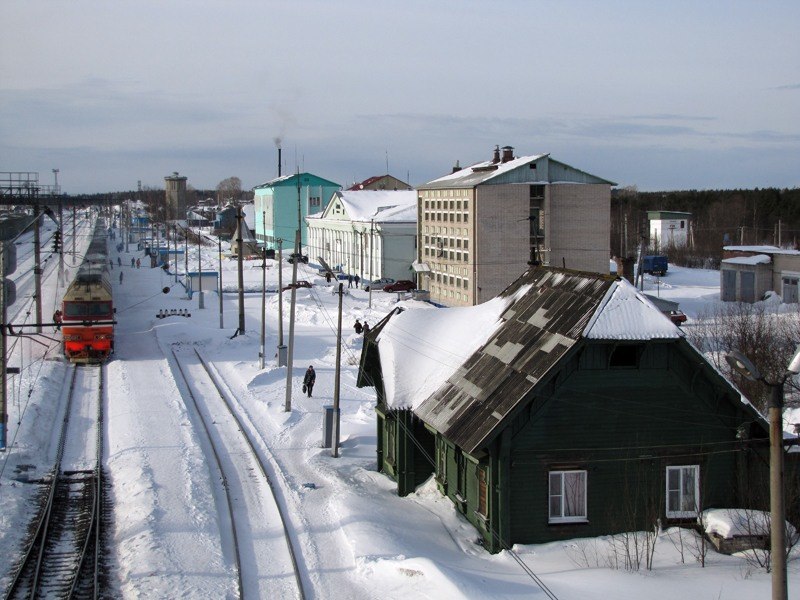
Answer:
xmin=252 ymin=173 xmax=341 ymax=250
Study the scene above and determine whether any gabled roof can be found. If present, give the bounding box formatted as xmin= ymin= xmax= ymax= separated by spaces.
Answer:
xmin=375 ymin=267 xmax=682 ymax=454
xmin=346 ymin=174 xmax=412 ymax=191
xmin=419 ymin=154 xmax=615 ymax=189
xmin=252 ymin=172 xmax=340 ymax=190
xmin=320 ymin=190 xmax=417 ymax=223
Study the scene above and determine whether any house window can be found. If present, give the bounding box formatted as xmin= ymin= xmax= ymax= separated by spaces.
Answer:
xmin=609 ymin=344 xmax=639 ymax=368
xmin=666 ymin=465 xmax=699 ymax=518
xmin=309 ymin=195 xmax=321 ymax=208
xmin=549 ymin=470 xmax=587 ymax=523
xmin=477 ymin=466 xmax=488 ymax=517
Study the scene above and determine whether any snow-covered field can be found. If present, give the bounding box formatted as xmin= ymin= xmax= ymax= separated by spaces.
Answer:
xmin=0 ymin=221 xmax=796 ymax=599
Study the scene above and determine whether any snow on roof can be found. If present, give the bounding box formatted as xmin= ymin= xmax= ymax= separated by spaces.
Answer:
xmin=423 ymin=154 xmax=547 ymax=187
xmin=333 ymin=190 xmax=417 ymax=222
xmin=377 ymin=270 xmax=681 ymax=412
xmin=721 ymin=245 xmax=800 ymax=255
xmin=376 ymin=297 xmax=509 ymax=410
xmin=722 ymin=254 xmax=772 ymax=266
xmin=584 ymin=278 xmax=681 ymax=340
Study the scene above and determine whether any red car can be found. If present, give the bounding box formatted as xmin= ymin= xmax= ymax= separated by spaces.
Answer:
xmin=282 ymin=280 xmax=312 ymax=291
xmin=668 ymin=310 xmax=687 ymax=326
xmin=383 ymin=280 xmax=415 ymax=293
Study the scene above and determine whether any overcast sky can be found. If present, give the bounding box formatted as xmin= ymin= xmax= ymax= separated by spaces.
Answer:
xmin=2 ymin=1 xmax=798 ymax=194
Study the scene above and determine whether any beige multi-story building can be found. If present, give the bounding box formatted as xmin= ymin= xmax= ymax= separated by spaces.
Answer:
xmin=164 ymin=171 xmax=188 ymax=221
xmin=415 ymin=146 xmax=615 ymax=306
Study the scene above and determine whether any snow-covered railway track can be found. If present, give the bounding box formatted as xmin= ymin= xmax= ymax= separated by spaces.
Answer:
xmin=5 ymin=364 xmax=106 ymax=600
xmin=169 ymin=347 xmax=306 ymax=600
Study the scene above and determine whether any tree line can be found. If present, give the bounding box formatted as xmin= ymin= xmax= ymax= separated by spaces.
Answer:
xmin=612 ymin=187 xmax=800 ymax=268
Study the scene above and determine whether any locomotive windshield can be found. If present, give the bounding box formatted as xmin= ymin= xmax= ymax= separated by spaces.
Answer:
xmin=64 ymin=301 xmax=112 ymax=317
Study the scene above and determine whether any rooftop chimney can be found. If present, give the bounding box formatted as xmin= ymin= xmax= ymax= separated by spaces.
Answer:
xmin=492 ymin=145 xmax=500 ymax=164
xmin=501 ymin=146 xmax=514 ymax=163
xmin=452 ymin=160 xmax=461 ymax=173
xmin=278 ymin=147 xmax=282 ymax=177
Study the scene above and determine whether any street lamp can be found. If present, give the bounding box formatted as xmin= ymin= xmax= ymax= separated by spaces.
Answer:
xmin=725 ymin=347 xmax=800 ymax=600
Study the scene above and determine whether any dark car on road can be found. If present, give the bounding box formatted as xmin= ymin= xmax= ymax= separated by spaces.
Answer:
xmin=282 ymin=280 xmax=312 ymax=291
xmin=287 ymin=253 xmax=308 ymax=264
xmin=383 ymin=280 xmax=415 ymax=293
xmin=363 ymin=277 xmax=395 ymax=291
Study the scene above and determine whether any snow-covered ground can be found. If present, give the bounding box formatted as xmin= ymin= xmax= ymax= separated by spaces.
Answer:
xmin=0 ymin=223 xmax=797 ymax=599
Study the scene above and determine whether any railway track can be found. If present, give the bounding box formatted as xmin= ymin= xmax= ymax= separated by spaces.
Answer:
xmin=170 ymin=347 xmax=307 ymax=599
xmin=5 ymin=364 xmax=106 ymax=600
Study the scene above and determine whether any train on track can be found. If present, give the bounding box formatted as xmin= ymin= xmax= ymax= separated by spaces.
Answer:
xmin=61 ymin=219 xmax=115 ymax=362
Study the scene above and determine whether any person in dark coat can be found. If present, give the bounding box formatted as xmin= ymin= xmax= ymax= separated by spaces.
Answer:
xmin=362 ymin=322 xmax=370 ymax=335
xmin=354 ymin=274 xmax=360 ymax=288
xmin=303 ymin=365 xmax=316 ymax=397
xmin=354 ymin=319 xmax=363 ymax=334
xmin=347 ymin=274 xmax=353 ymax=288
xmin=53 ymin=309 xmax=63 ymax=331
xmin=326 ymin=271 xmax=332 ymax=283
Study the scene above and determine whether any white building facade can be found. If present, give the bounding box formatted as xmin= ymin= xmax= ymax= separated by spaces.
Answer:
xmin=306 ymin=190 xmax=417 ymax=282
xmin=648 ymin=210 xmax=691 ymax=251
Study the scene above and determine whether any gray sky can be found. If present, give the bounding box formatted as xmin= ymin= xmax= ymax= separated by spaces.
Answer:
xmin=2 ymin=0 xmax=798 ymax=194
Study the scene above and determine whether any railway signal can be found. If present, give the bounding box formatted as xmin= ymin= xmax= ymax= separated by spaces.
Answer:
xmin=52 ymin=230 xmax=61 ymax=253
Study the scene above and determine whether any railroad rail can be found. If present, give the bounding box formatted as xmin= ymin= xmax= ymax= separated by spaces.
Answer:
xmin=170 ymin=347 xmax=306 ymax=599
xmin=5 ymin=364 xmax=106 ymax=599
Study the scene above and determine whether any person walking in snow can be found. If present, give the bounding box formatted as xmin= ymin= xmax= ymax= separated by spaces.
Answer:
xmin=354 ymin=274 xmax=360 ymax=288
xmin=131 ymin=257 xmax=135 ymax=268
xmin=109 ymin=259 xmax=113 ymax=269
xmin=53 ymin=309 xmax=62 ymax=331
xmin=303 ymin=365 xmax=316 ymax=397
xmin=354 ymin=319 xmax=363 ymax=334
xmin=119 ymin=271 xmax=124 ymax=284
xmin=362 ymin=322 xmax=370 ymax=336
xmin=117 ymin=256 xmax=121 ymax=267
xmin=347 ymin=274 xmax=353 ymax=288
xmin=136 ymin=258 xmax=141 ymax=269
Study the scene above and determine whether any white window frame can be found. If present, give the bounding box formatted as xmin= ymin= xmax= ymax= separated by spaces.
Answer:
xmin=666 ymin=465 xmax=700 ymax=518
xmin=548 ymin=470 xmax=587 ymax=523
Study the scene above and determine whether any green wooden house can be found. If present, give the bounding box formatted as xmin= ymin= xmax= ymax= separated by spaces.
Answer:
xmin=252 ymin=172 xmax=340 ymax=250
xmin=358 ymin=267 xmax=770 ymax=553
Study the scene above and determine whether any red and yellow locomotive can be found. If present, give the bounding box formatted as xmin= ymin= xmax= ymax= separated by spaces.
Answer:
xmin=61 ymin=221 xmax=114 ymax=362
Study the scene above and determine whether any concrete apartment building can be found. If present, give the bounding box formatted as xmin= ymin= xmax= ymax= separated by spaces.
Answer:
xmin=415 ymin=146 xmax=615 ymax=306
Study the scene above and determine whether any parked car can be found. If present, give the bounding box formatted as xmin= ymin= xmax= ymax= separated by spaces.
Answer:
xmin=282 ymin=280 xmax=312 ymax=291
xmin=668 ymin=310 xmax=687 ymax=326
xmin=363 ymin=277 xmax=395 ymax=291
xmin=383 ymin=280 xmax=415 ymax=293
xmin=287 ymin=253 xmax=308 ymax=264
xmin=642 ymin=255 xmax=668 ymax=276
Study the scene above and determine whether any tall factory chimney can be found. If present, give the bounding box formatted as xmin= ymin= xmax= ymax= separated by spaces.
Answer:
xmin=278 ymin=147 xmax=282 ymax=177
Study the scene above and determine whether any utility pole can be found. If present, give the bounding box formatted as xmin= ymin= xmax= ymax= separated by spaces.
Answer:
xmin=259 ymin=243 xmax=267 ymax=369
xmin=368 ymin=219 xmax=374 ymax=309
xmin=218 ymin=235 xmax=223 ymax=329
xmin=236 ymin=205 xmax=245 ymax=333
xmin=72 ymin=205 xmax=77 ymax=265
xmin=284 ymin=230 xmax=300 ymax=412
xmin=332 ymin=282 xmax=344 ymax=458
xmin=1 ymin=241 xmax=8 ymax=450
xmin=197 ymin=212 xmax=204 ymax=309
xmin=277 ymin=239 xmax=286 ymax=366
xmin=33 ymin=205 xmax=42 ymax=334
xmin=768 ymin=383 xmax=788 ymax=600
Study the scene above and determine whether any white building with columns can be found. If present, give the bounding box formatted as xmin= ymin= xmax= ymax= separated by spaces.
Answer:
xmin=306 ymin=190 xmax=417 ymax=282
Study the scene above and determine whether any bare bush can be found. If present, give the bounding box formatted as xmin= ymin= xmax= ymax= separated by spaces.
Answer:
xmin=685 ymin=300 xmax=800 ymax=412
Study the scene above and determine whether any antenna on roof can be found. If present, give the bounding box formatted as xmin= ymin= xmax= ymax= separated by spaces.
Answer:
xmin=385 ymin=149 xmax=389 ymax=175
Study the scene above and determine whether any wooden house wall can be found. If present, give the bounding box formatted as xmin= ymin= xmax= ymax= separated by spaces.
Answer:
xmin=502 ymin=341 xmax=760 ymax=544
